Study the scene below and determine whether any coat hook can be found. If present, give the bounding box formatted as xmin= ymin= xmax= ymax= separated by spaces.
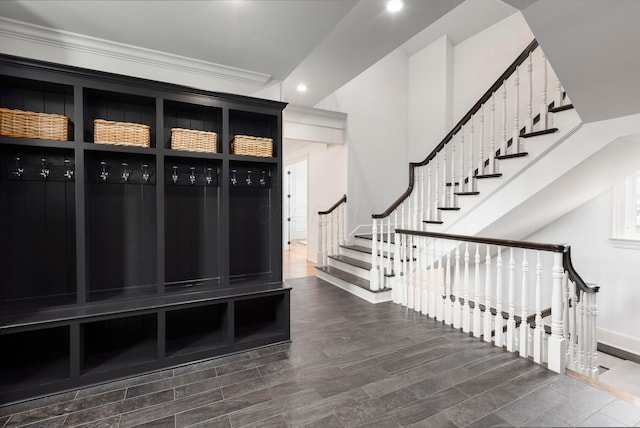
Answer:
xmin=40 ymin=158 xmax=50 ymax=180
xmin=231 ymin=169 xmax=237 ymax=186
xmin=206 ymin=167 xmax=213 ymax=185
xmin=260 ymin=170 xmax=267 ymax=186
xmin=100 ymin=161 xmax=109 ymax=182
xmin=13 ymin=157 xmax=24 ymax=179
xmin=172 ymin=166 xmax=178 ymax=184
xmin=189 ymin=167 xmax=196 ymax=185
xmin=141 ymin=164 xmax=150 ymax=183
xmin=64 ymin=159 xmax=74 ymax=181
xmin=121 ymin=162 xmax=130 ymax=182
xmin=246 ymin=170 xmax=252 ymax=186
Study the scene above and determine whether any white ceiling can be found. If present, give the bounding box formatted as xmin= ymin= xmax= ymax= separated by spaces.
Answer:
xmin=0 ymin=0 xmax=517 ymax=106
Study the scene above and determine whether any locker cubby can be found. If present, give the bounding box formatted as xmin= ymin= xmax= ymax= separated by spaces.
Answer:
xmin=83 ymin=88 xmax=156 ymax=146
xmin=229 ymin=109 xmax=278 ymax=157
xmin=0 ymin=146 xmax=76 ymax=311
xmin=0 ymin=326 xmax=70 ymax=393
xmin=229 ymin=162 xmax=276 ymax=280
xmin=165 ymin=303 xmax=228 ymax=357
xmin=85 ymin=151 xmax=157 ymax=301
xmin=165 ymin=157 xmax=221 ymax=291
xmin=0 ymin=75 xmax=74 ymax=133
xmin=234 ymin=294 xmax=287 ymax=344
xmin=80 ymin=314 xmax=157 ymax=375
xmin=164 ymin=100 xmax=222 ymax=152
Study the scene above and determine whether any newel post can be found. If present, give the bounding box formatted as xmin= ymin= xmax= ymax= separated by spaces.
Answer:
xmin=548 ymin=251 xmax=567 ymax=373
xmin=370 ymin=218 xmax=380 ymax=291
xmin=317 ymin=214 xmax=325 ymax=267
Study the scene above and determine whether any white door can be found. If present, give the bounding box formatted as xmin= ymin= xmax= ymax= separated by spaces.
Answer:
xmin=285 ymin=159 xmax=308 ymax=246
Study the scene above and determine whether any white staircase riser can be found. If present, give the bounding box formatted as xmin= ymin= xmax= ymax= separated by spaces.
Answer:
xmin=327 ymin=258 xmax=370 ymax=280
xmin=316 ymin=269 xmax=392 ymax=304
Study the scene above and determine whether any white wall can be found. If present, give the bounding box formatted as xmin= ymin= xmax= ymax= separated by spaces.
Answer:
xmin=316 ymin=49 xmax=409 ymax=235
xmin=526 ymin=189 xmax=640 ymax=353
xmin=407 ymin=35 xmax=453 ymax=163
xmin=283 ymin=141 xmax=347 ymax=261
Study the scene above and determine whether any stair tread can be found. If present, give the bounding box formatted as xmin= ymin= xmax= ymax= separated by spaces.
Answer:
xmin=496 ymin=152 xmax=528 ymax=160
xmin=476 ymin=173 xmax=502 ymax=179
xmin=317 ymin=266 xmax=391 ymax=293
xmin=549 ymin=103 xmax=574 ymax=113
xmin=454 ymin=191 xmax=480 ymax=196
xmin=521 ymin=127 xmax=558 ymax=138
xmin=355 ymin=234 xmax=395 ymax=244
xmin=438 ymin=207 xmax=460 ymax=211
xmin=423 ymin=220 xmax=444 ymax=224
xmin=340 ymin=244 xmax=411 ymax=261
xmin=328 ymin=254 xmax=372 ymax=270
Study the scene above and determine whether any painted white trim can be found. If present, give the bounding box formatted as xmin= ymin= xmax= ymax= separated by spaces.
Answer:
xmin=609 ymin=237 xmax=640 ymax=250
xmin=598 ymin=327 xmax=640 ymax=356
xmin=0 ymin=17 xmax=271 ymax=86
xmin=283 ymin=105 xmax=347 ymax=145
xmin=317 ymin=270 xmax=392 ymax=304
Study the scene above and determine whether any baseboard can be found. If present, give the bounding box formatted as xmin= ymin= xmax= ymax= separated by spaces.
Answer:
xmin=597 ymin=327 xmax=640 ymax=363
xmin=316 ymin=270 xmax=391 ymax=304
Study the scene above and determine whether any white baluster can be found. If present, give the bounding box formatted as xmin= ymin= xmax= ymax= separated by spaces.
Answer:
xmin=407 ymin=234 xmax=415 ymax=310
xmin=540 ymin=53 xmax=549 ymax=130
xmin=370 ymin=218 xmax=379 ymax=291
xmin=473 ymin=243 xmax=482 ymax=337
xmin=459 ymin=126 xmax=465 ymax=193
xmin=578 ymin=289 xmax=586 ymax=374
xmin=557 ymin=76 xmax=564 ymax=109
xmin=563 ymin=274 xmax=570 ymax=357
xmin=453 ymin=245 xmax=461 ymax=329
xmin=462 ymin=243 xmax=471 ymax=333
xmin=436 ymin=240 xmax=444 ymax=321
xmin=413 ymin=173 xmax=420 ymax=231
xmin=489 ymin=93 xmax=496 ymax=174
xmin=328 ymin=214 xmax=333 ymax=259
xmin=450 ymin=140 xmax=456 ymax=207
xmin=317 ymin=215 xmax=324 ymax=267
xmin=337 ymin=205 xmax=343 ymax=248
xmin=513 ymin=65 xmax=520 ymax=154
xmin=434 ymin=153 xmax=440 ymax=221
xmin=386 ymin=216 xmax=392 ymax=287
xmin=426 ymin=164 xmax=432 ymax=223
xmin=589 ymin=292 xmax=599 ymax=379
xmin=478 ymin=104 xmax=485 ymax=176
xmin=527 ymin=52 xmax=533 ymax=133
xmin=533 ymin=252 xmax=544 ymax=364
xmin=420 ymin=237 xmax=428 ymax=315
xmin=519 ymin=250 xmax=529 ymax=358
xmin=548 ymin=252 xmax=567 ymax=373
xmin=483 ymin=244 xmax=493 ymax=343
xmin=568 ymin=279 xmax=577 ymax=371
xmin=506 ymin=248 xmax=516 ymax=352
xmin=468 ymin=116 xmax=475 ymax=191
xmin=393 ymin=212 xmax=401 ymax=302
xmin=419 ymin=166 xmax=425 ymax=231
xmin=444 ymin=250 xmax=452 ymax=326
xmin=495 ymin=247 xmax=503 ymax=348
xmin=501 ymin=81 xmax=507 ymax=158
xmin=428 ymin=238 xmax=436 ymax=318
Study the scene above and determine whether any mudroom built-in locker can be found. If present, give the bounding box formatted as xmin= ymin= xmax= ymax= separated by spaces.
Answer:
xmin=0 ymin=53 xmax=290 ymax=405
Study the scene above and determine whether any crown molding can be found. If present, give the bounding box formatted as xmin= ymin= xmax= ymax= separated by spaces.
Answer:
xmin=0 ymin=17 xmax=271 ymax=86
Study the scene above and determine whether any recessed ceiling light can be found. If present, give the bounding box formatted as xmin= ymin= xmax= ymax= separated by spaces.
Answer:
xmin=296 ymin=83 xmax=308 ymax=93
xmin=386 ymin=0 xmax=403 ymax=13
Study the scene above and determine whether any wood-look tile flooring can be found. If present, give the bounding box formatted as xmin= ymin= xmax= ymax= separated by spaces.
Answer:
xmin=284 ymin=240 xmax=316 ymax=279
xmin=2 ymin=277 xmax=640 ymax=427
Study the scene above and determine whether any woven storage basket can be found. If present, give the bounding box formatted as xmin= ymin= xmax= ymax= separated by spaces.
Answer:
xmin=231 ymin=135 xmax=273 ymax=157
xmin=171 ymin=128 xmax=217 ymax=153
xmin=94 ymin=119 xmax=150 ymax=147
xmin=0 ymin=108 xmax=72 ymax=141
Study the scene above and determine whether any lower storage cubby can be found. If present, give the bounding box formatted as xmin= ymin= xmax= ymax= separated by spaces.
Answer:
xmin=234 ymin=293 xmax=288 ymax=344
xmin=165 ymin=303 xmax=228 ymax=357
xmin=0 ymin=326 xmax=70 ymax=393
xmin=80 ymin=314 xmax=157 ymax=375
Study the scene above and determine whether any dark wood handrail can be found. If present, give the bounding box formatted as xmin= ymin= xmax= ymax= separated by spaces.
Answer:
xmin=373 ymin=39 xmax=539 ymax=219
xmin=318 ymin=194 xmax=347 ymax=215
xmin=395 ymin=228 xmax=599 ymax=295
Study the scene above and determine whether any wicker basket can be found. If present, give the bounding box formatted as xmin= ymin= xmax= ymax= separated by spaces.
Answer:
xmin=171 ymin=128 xmax=217 ymax=153
xmin=94 ymin=119 xmax=150 ymax=147
xmin=231 ymin=135 xmax=273 ymax=157
xmin=0 ymin=108 xmax=72 ymax=141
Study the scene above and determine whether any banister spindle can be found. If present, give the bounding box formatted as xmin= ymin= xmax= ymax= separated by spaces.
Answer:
xmin=519 ymin=250 xmax=529 ymax=358
xmin=473 ymin=243 xmax=482 ymax=337
xmin=459 ymin=126 xmax=465 ymax=193
xmin=419 ymin=166 xmax=425 ymax=231
xmin=317 ymin=215 xmax=324 ymax=267
xmin=442 ymin=145 xmax=448 ymax=208
xmin=578 ymin=288 xmax=586 ymax=374
xmin=513 ymin=65 xmax=520 ymax=154
xmin=426 ymin=164 xmax=432 ymax=223
xmin=548 ymin=251 xmax=567 ymax=373
xmin=506 ymin=248 xmax=516 ymax=352
xmin=386 ymin=216 xmax=392 ymax=287
xmin=393 ymin=212 xmax=401 ymax=299
xmin=495 ymin=247 xmax=503 ymax=348
xmin=450 ymin=138 xmax=456 ymax=207
xmin=540 ymin=52 xmax=549 ymax=130
xmin=445 ymin=249 xmax=452 ymax=326
xmin=328 ymin=214 xmax=333 ymax=259
xmin=413 ymin=175 xmax=420 ymax=231
xmin=557 ymin=77 xmax=563 ymax=109
xmin=589 ymin=292 xmax=599 ymax=379
xmin=322 ymin=214 xmax=328 ymax=266
xmin=434 ymin=154 xmax=440 ymax=221
xmin=462 ymin=243 xmax=471 ymax=333
xmin=370 ymin=218 xmax=379 ymax=291
xmin=527 ymin=52 xmax=533 ymax=133
xmin=468 ymin=116 xmax=475 ymax=192
xmin=478 ymin=104 xmax=485 ymax=176
xmin=419 ymin=236 xmax=428 ymax=313
xmin=436 ymin=240 xmax=444 ymax=321
xmin=483 ymin=244 xmax=492 ymax=343
xmin=533 ymin=251 xmax=544 ymax=364
xmin=428 ymin=238 xmax=436 ymax=318
xmin=501 ymin=80 xmax=507 ymax=158
xmin=568 ymin=279 xmax=577 ymax=371
xmin=407 ymin=234 xmax=415 ymax=310
xmin=489 ymin=93 xmax=496 ymax=174
xmin=453 ymin=245 xmax=461 ymax=329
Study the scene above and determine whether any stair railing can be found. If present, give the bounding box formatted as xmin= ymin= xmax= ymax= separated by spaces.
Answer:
xmin=394 ymin=228 xmax=599 ymax=378
xmin=369 ymin=39 xmax=570 ymax=291
xmin=317 ymin=194 xmax=347 ymax=268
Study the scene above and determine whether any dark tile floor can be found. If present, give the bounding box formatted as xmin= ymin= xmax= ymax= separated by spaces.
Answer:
xmin=2 ymin=276 xmax=640 ymax=427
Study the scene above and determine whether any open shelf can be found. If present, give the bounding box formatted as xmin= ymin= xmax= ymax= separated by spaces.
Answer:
xmin=229 ymin=109 xmax=278 ymax=158
xmin=0 ymin=326 xmax=70 ymax=392
xmin=234 ymin=294 xmax=287 ymax=344
xmin=80 ymin=314 xmax=157 ymax=375
xmin=165 ymin=303 xmax=228 ymax=357
xmin=0 ymin=146 xmax=76 ymax=312
xmin=85 ymin=151 xmax=157 ymax=302
xmin=165 ymin=157 xmax=221 ymax=292
xmin=83 ymin=88 xmax=156 ymax=147
xmin=164 ymin=100 xmax=222 ymax=152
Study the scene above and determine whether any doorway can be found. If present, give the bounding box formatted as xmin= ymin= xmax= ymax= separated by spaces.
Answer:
xmin=284 ymin=158 xmax=314 ymax=278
